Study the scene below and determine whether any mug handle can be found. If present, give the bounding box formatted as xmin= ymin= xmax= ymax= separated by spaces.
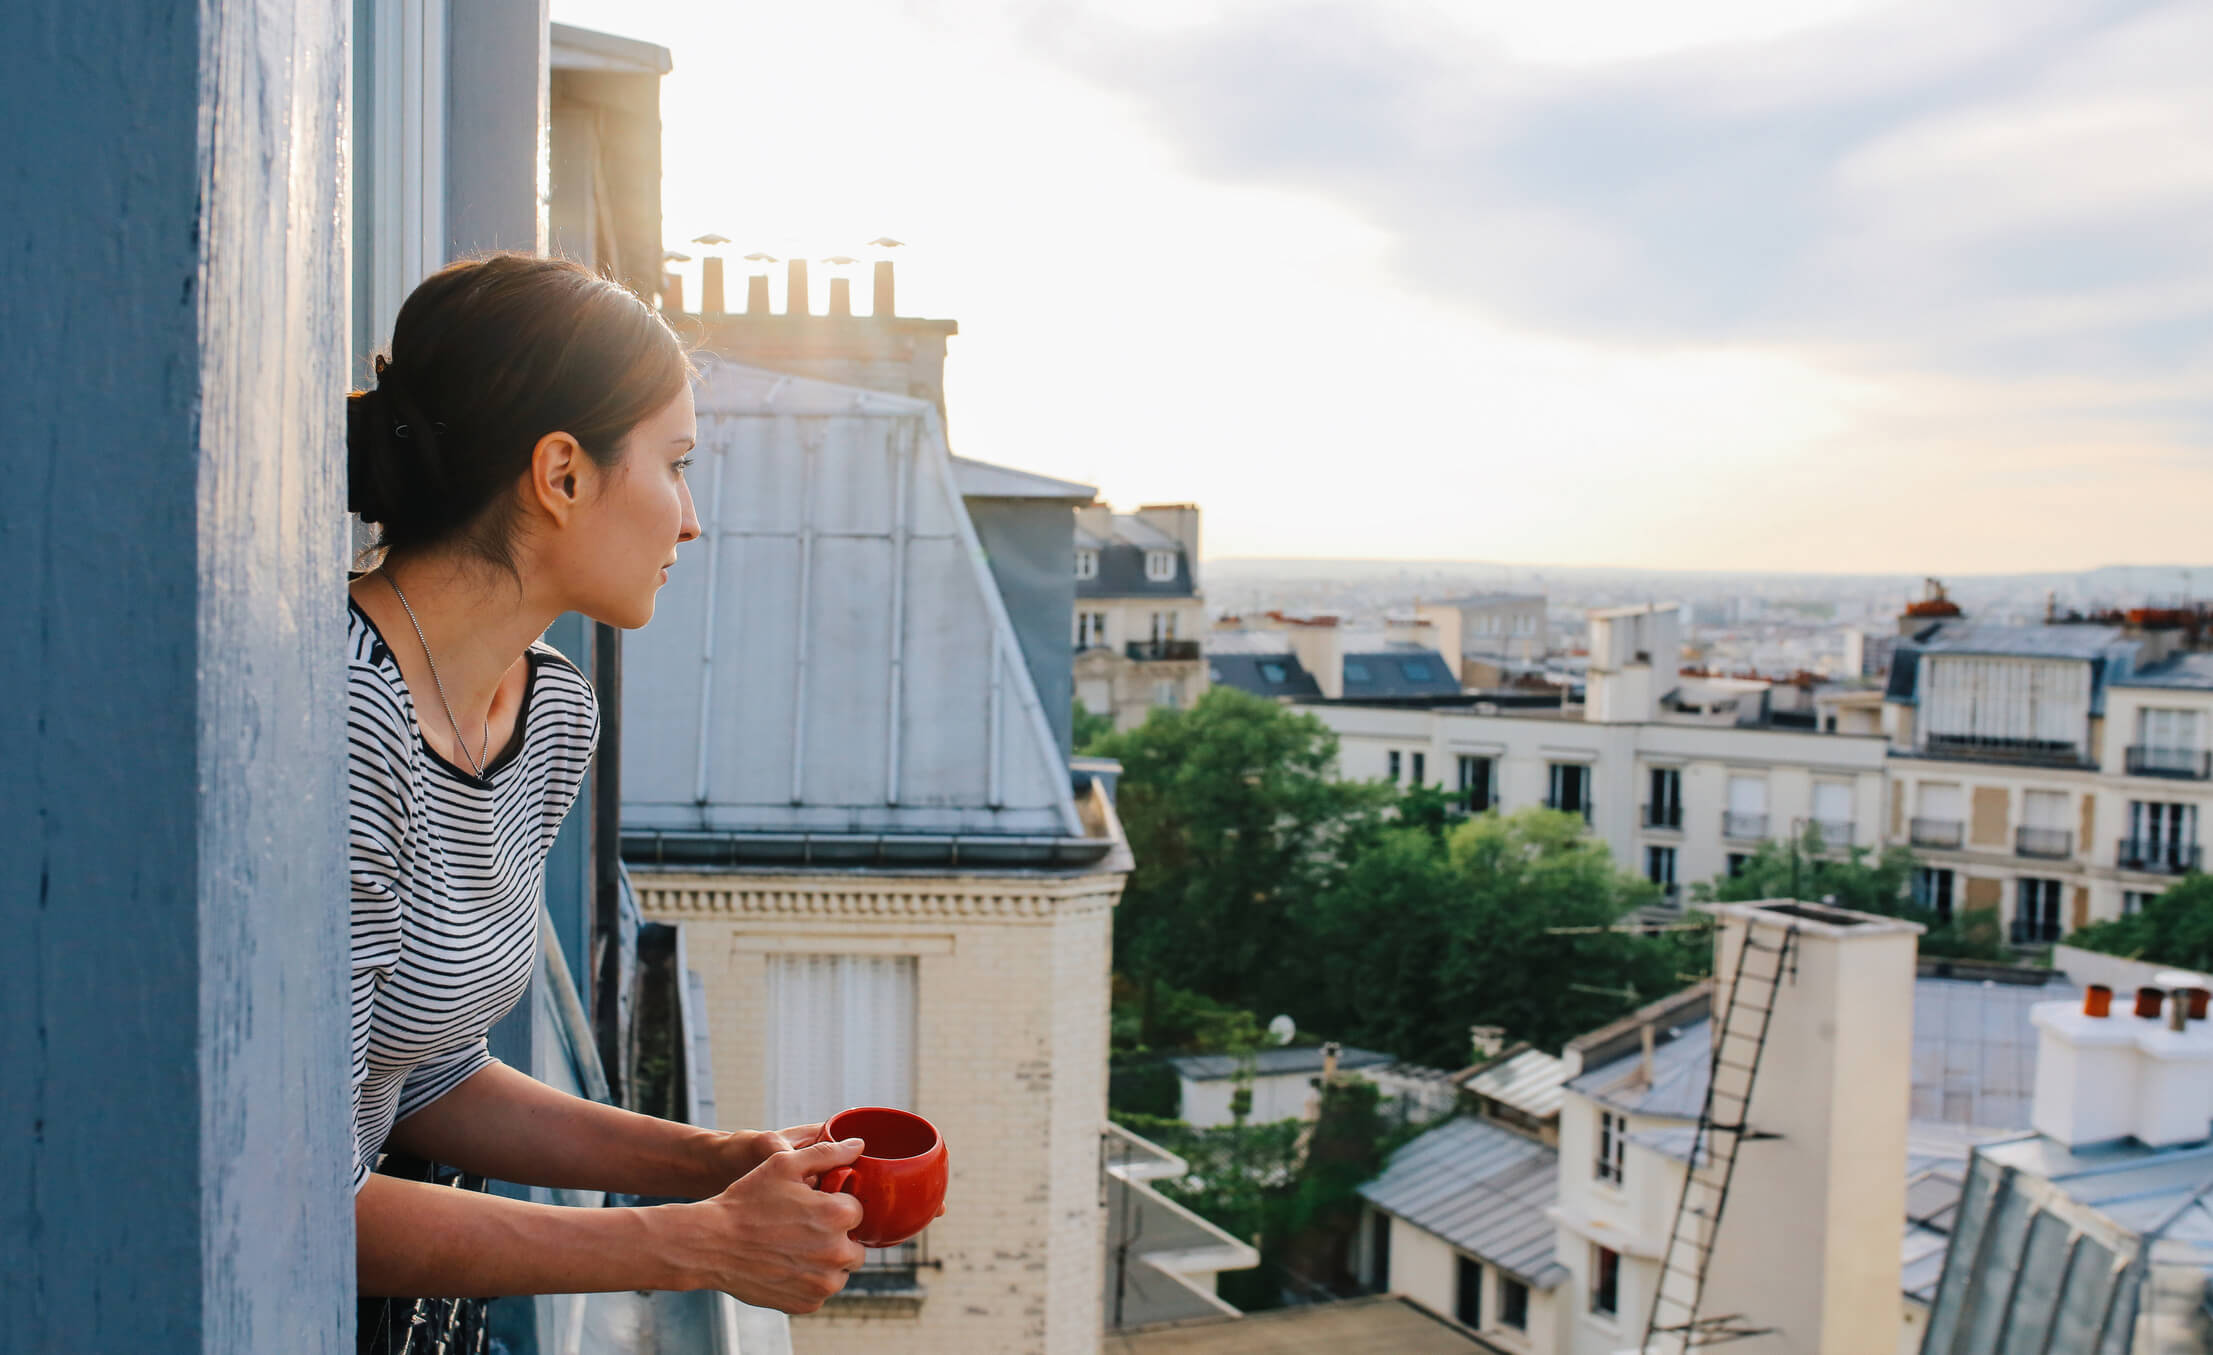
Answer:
xmin=817 ymin=1167 xmax=856 ymax=1196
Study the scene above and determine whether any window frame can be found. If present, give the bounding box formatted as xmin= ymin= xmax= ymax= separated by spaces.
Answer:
xmin=1499 ymin=1274 xmax=1529 ymax=1330
xmin=1455 ymin=1254 xmax=1483 ymax=1329
xmin=1590 ymin=1243 xmax=1621 ymax=1318
xmin=1595 ymin=1109 xmax=1626 ymax=1186
xmin=1144 ymin=549 xmax=1176 ymax=582
xmin=1074 ymin=548 xmax=1099 ymax=581
xmin=1386 ymin=750 xmax=1402 ymax=783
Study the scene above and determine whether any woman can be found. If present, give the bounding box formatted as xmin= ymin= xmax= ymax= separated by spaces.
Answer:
xmin=345 ymin=254 xmax=864 ymax=1312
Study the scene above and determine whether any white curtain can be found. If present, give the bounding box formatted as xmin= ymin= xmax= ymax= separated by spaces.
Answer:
xmin=1727 ymin=776 xmax=1768 ymax=815
xmin=1922 ymin=657 xmax=2089 ymax=748
xmin=2140 ymin=707 xmax=2202 ymax=752
xmin=764 ymin=955 xmax=917 ymax=1131
xmin=1919 ymin=782 xmax=1964 ymax=821
xmin=2023 ymin=790 xmax=2069 ymax=830
xmin=1812 ymin=782 xmax=1852 ymax=825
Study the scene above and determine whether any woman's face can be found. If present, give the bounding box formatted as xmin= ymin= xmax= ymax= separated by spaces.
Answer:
xmin=564 ymin=383 xmax=701 ymax=629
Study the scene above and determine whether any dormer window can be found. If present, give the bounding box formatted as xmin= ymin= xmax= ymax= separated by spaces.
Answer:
xmin=1075 ymin=549 xmax=1098 ymax=581
xmin=1144 ymin=550 xmax=1175 ymax=582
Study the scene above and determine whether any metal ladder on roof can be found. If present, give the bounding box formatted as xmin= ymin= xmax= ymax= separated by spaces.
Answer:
xmin=1640 ymin=922 xmax=1798 ymax=1353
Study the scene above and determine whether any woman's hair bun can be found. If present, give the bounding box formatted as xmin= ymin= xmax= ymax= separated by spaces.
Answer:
xmin=346 ymin=359 xmax=453 ymax=533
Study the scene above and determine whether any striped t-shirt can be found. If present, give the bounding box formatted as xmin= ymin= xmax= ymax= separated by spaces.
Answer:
xmin=346 ymin=598 xmax=598 ymax=1191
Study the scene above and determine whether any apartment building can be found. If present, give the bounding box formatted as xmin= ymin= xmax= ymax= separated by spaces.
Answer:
xmin=1207 ymin=613 xmax=1467 ymax=707
xmin=1359 ymin=901 xmax=2081 ymax=1355
xmin=621 ymin=364 xmax=1129 ymax=1355
xmin=1072 ymin=504 xmax=1209 ymax=731
xmin=1881 ymin=617 xmax=2213 ymax=946
xmin=1254 ymin=605 xmax=1888 ymax=908
xmin=1417 ymin=593 xmax=1551 ymax=686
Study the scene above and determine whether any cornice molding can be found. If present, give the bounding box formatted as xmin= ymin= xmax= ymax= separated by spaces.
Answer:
xmin=632 ymin=870 xmax=1124 ymax=924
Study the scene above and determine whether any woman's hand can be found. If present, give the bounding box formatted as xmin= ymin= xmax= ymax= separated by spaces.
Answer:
xmin=707 ymin=1123 xmax=829 ymax=1186
xmin=663 ymin=1136 xmax=869 ymax=1312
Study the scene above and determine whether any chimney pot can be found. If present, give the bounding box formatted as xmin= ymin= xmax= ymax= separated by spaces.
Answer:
xmin=785 ymin=258 xmax=810 ymax=317
xmin=2170 ymin=994 xmax=2189 ymax=1033
xmin=2134 ymin=986 xmax=2165 ymax=1020
xmin=2189 ymin=988 xmax=2211 ymax=1022
xmin=829 ymin=275 xmax=852 ymax=317
xmin=1321 ymin=1041 xmax=1341 ymax=1082
xmin=662 ymin=272 xmax=684 ymax=314
xmin=700 ymin=257 xmax=726 ymax=315
xmin=745 ymin=272 xmax=771 ymax=315
xmin=872 ymin=259 xmax=895 ymax=317
xmin=2084 ymin=985 xmax=2112 ymax=1019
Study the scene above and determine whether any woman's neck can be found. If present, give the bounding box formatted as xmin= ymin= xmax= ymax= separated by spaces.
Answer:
xmin=352 ymin=550 xmax=558 ymax=728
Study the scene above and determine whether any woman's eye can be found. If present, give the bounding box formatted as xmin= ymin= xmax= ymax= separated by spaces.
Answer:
xmin=674 ymin=456 xmax=695 ymax=475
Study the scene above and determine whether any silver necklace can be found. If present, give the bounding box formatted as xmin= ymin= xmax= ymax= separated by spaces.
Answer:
xmin=383 ymin=572 xmax=491 ymax=779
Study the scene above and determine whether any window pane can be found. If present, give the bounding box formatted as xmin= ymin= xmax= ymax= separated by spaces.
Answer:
xmin=765 ymin=955 xmax=917 ymax=1130
xmin=1456 ymin=1255 xmax=1482 ymax=1328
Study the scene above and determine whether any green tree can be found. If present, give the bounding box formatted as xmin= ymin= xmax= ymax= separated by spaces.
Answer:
xmin=1072 ymin=698 xmax=1116 ymax=753
xmin=1693 ymin=830 xmax=2005 ymax=960
xmin=1091 ymin=688 xmax=1394 ymax=1035
xmin=2069 ymin=874 xmax=2213 ymax=969
xmin=1294 ymin=808 xmax=1706 ymax=1063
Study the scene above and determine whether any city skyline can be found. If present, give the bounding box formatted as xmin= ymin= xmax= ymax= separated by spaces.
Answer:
xmin=552 ymin=0 xmax=2213 ymax=573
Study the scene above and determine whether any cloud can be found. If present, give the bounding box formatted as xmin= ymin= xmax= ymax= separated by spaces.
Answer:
xmin=1012 ymin=0 xmax=2213 ymax=396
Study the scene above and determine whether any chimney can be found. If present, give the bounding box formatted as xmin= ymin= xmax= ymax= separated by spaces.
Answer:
xmin=2031 ymin=972 xmax=2213 ymax=1149
xmin=1134 ymin=504 xmax=1202 ymax=593
xmin=745 ymin=271 xmax=771 ymax=315
xmin=785 ymin=258 xmax=810 ymax=317
xmin=700 ymin=256 xmax=726 ymax=315
xmin=661 ymin=271 xmax=684 ymax=314
xmin=1321 ymin=1041 xmax=1341 ymax=1082
xmin=829 ymin=275 xmax=852 ymax=317
xmin=1283 ymin=617 xmax=1346 ymax=700
xmin=873 ymin=259 xmax=896 ymax=317
xmin=1697 ymin=900 xmax=1923 ymax=1355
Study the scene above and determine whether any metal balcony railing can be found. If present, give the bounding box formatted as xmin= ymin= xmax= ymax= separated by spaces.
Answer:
xmin=1911 ymin=817 xmax=1964 ymax=849
xmin=1547 ymin=797 xmax=1593 ymax=823
xmin=1722 ymin=811 xmax=1769 ymax=842
xmin=2126 ymin=746 xmax=2213 ymax=780
xmin=1124 ymin=639 xmax=1201 ymax=662
xmin=2117 ymin=838 xmax=2203 ymax=875
xmin=2015 ymin=827 xmax=2074 ymax=860
xmin=1811 ymin=819 xmax=1854 ymax=848
xmin=1919 ymin=734 xmax=2092 ymax=769
xmin=1643 ymin=802 xmax=1682 ymax=830
xmin=2010 ymin=915 xmax=2064 ymax=947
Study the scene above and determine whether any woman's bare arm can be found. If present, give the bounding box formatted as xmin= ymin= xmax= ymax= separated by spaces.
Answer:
xmin=384 ymin=1061 xmax=816 ymax=1198
xmin=357 ymin=1135 xmax=867 ymax=1310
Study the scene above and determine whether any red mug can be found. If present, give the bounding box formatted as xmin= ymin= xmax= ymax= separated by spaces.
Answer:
xmin=814 ymin=1107 xmax=948 ymax=1249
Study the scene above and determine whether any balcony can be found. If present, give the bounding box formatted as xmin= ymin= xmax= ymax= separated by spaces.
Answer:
xmin=2116 ymin=838 xmax=2203 ymax=875
xmin=2015 ymin=827 xmax=2074 ymax=860
xmin=2126 ymin=745 xmax=2213 ymax=780
xmin=1642 ymin=802 xmax=1682 ymax=831
xmin=2010 ymin=916 xmax=2064 ymax=947
xmin=1722 ymin=811 xmax=1769 ymax=842
xmin=1125 ymin=639 xmax=1201 ymax=662
xmin=1911 ymin=817 xmax=1965 ymax=849
xmin=1918 ymin=733 xmax=2092 ymax=770
xmin=1547 ymin=798 xmax=1594 ymax=824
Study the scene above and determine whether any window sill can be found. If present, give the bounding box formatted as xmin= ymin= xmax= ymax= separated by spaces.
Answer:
xmin=821 ymin=1281 xmax=927 ymax=1317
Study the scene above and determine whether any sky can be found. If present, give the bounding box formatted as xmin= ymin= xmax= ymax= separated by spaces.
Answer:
xmin=550 ymin=0 xmax=2213 ymax=573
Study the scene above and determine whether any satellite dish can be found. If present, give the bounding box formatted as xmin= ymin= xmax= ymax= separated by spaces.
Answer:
xmin=1268 ymin=1014 xmax=1296 ymax=1046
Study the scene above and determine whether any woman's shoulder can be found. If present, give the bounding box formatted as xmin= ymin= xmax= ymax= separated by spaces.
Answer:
xmin=346 ymin=600 xmax=413 ymax=735
xmin=526 ymin=639 xmax=600 ymax=743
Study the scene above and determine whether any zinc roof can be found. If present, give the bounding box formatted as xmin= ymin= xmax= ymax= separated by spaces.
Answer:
xmin=1464 ymin=1049 xmax=1569 ymax=1120
xmin=1167 ymin=1045 xmax=1395 ymax=1083
xmin=1357 ymin=1117 xmax=1566 ymax=1288
xmin=2118 ymin=653 xmax=2213 ymax=691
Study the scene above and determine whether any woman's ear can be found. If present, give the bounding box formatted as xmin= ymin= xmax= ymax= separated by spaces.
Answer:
xmin=529 ymin=431 xmax=586 ymax=526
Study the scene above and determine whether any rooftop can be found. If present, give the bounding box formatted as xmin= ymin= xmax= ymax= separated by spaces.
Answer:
xmin=2116 ymin=652 xmax=2213 ymax=691
xmin=1105 ymin=1295 xmax=1504 ymax=1354
xmin=1919 ymin=1135 xmax=2213 ymax=1352
xmin=1167 ymin=1045 xmax=1396 ymax=1083
xmin=1357 ymin=1116 xmax=1566 ymax=1288
xmin=951 ymin=454 xmax=1096 ymax=502
xmin=1905 ymin=621 xmax=2129 ymax=661
xmin=1462 ymin=1048 xmax=1569 ymax=1121
xmin=619 ymin=361 xmax=1094 ymax=859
